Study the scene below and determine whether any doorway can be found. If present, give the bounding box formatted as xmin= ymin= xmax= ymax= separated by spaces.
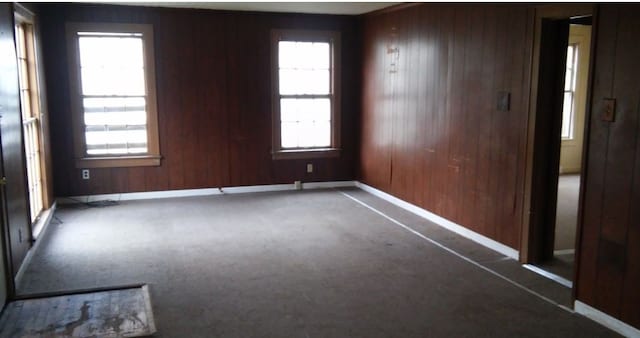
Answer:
xmin=538 ymin=22 xmax=592 ymax=283
xmin=520 ymin=5 xmax=595 ymax=290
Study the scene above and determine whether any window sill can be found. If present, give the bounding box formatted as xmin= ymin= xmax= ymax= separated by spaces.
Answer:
xmin=75 ymin=155 xmax=161 ymax=168
xmin=272 ymin=148 xmax=341 ymax=160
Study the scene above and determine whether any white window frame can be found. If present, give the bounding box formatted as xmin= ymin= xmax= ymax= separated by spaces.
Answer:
xmin=561 ymin=43 xmax=578 ymax=140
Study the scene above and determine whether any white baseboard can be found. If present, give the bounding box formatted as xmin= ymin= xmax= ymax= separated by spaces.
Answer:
xmin=15 ymin=202 xmax=57 ymax=287
xmin=575 ymin=300 xmax=640 ymax=337
xmin=57 ymin=181 xmax=357 ymax=204
xmin=303 ymin=181 xmax=356 ymax=189
xmin=56 ymin=180 xmax=517 ymax=260
xmin=354 ymin=182 xmax=520 ymax=260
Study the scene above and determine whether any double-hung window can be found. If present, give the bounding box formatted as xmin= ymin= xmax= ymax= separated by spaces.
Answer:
xmin=66 ymin=23 xmax=160 ymax=168
xmin=561 ymin=43 xmax=578 ymax=140
xmin=15 ymin=8 xmax=46 ymax=222
xmin=271 ymin=30 xmax=341 ymax=159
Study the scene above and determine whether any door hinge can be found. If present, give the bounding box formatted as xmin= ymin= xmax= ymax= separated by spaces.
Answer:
xmin=0 ymin=177 xmax=6 ymax=186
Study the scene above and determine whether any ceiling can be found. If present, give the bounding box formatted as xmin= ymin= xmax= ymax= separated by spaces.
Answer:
xmin=110 ymin=2 xmax=399 ymax=15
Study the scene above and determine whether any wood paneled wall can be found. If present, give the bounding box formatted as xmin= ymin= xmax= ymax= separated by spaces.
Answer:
xmin=38 ymin=4 xmax=361 ymax=196
xmin=576 ymin=5 xmax=640 ymax=329
xmin=360 ymin=4 xmax=534 ymax=249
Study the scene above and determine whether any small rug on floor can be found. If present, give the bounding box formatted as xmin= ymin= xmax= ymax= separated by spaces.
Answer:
xmin=0 ymin=284 xmax=156 ymax=337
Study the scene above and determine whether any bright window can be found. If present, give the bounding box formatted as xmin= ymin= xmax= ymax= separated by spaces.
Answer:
xmin=67 ymin=23 xmax=160 ymax=168
xmin=271 ymin=30 xmax=341 ymax=159
xmin=562 ymin=44 xmax=578 ymax=140
xmin=15 ymin=15 xmax=44 ymax=222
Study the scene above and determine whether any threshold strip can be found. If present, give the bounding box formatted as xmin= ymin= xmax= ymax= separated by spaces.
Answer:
xmin=523 ymin=264 xmax=573 ymax=288
xmin=338 ymin=190 xmax=574 ymax=314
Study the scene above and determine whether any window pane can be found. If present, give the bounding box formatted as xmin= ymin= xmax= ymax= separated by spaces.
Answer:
xmin=562 ymin=44 xmax=578 ymax=139
xmin=278 ymin=40 xmax=331 ymax=95
xmin=279 ymin=69 xmax=301 ymax=95
xmin=565 ymin=45 xmax=578 ymax=91
xmin=296 ymin=121 xmax=330 ymax=148
xmin=312 ymin=121 xmax=331 ymax=147
xmin=280 ymin=99 xmax=299 ymax=122
xmin=564 ymin=68 xmax=573 ymax=91
xmin=279 ymin=41 xmax=299 ymax=69
xmin=279 ymin=69 xmax=329 ymax=95
xmin=86 ymin=129 xmax=147 ymax=155
xmin=280 ymin=98 xmax=331 ymax=149
xmin=571 ymin=48 xmax=578 ymax=90
xmin=80 ymin=65 xmax=145 ymax=96
xmin=78 ymin=36 xmax=145 ymax=96
xmin=562 ymin=92 xmax=573 ymax=139
xmin=279 ymin=41 xmax=330 ymax=70
xmin=310 ymin=43 xmax=330 ymax=69
xmin=307 ymin=70 xmax=330 ymax=94
xmin=83 ymin=97 xmax=148 ymax=155
xmin=281 ymin=122 xmax=299 ymax=148
xmin=79 ymin=36 xmax=143 ymax=68
xmin=298 ymin=98 xmax=330 ymax=122
xmin=298 ymin=42 xmax=330 ymax=70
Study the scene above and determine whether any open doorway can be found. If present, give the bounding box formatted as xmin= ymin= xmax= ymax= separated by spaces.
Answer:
xmin=538 ymin=21 xmax=592 ymax=283
xmin=520 ymin=4 xmax=595 ymax=291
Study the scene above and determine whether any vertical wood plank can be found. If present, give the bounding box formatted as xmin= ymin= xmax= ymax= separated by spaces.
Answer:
xmin=360 ymin=4 xmax=535 ymax=250
xmin=576 ymin=5 xmax=618 ymax=307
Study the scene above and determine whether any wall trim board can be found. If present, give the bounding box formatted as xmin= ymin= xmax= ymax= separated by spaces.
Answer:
xmin=56 ymin=181 xmax=358 ymax=204
xmin=14 ymin=202 xmax=57 ymax=289
xmin=575 ymin=301 xmax=640 ymax=338
xmin=354 ymin=182 xmax=520 ymax=260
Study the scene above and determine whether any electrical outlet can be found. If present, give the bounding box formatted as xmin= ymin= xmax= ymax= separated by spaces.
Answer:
xmin=82 ymin=169 xmax=90 ymax=180
xmin=307 ymin=163 xmax=313 ymax=173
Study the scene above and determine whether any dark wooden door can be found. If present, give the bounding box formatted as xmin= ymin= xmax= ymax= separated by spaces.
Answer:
xmin=0 ymin=2 xmax=32 ymax=278
xmin=528 ymin=18 xmax=570 ymax=263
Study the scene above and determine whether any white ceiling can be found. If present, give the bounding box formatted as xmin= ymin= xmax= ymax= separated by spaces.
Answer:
xmin=109 ymin=2 xmax=398 ymax=15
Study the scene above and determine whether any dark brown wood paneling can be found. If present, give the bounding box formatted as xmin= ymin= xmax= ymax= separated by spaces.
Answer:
xmin=39 ymin=4 xmax=360 ymax=196
xmin=576 ymin=4 xmax=640 ymax=329
xmin=359 ymin=4 xmax=533 ymax=249
xmin=0 ymin=3 xmax=32 ymax=277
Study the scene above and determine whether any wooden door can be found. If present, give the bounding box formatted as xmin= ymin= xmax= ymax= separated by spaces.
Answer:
xmin=0 ymin=2 xmax=32 ymax=279
xmin=527 ymin=18 xmax=570 ymax=263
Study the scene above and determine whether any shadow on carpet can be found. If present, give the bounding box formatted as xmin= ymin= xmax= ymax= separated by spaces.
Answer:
xmin=0 ymin=284 xmax=156 ymax=337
